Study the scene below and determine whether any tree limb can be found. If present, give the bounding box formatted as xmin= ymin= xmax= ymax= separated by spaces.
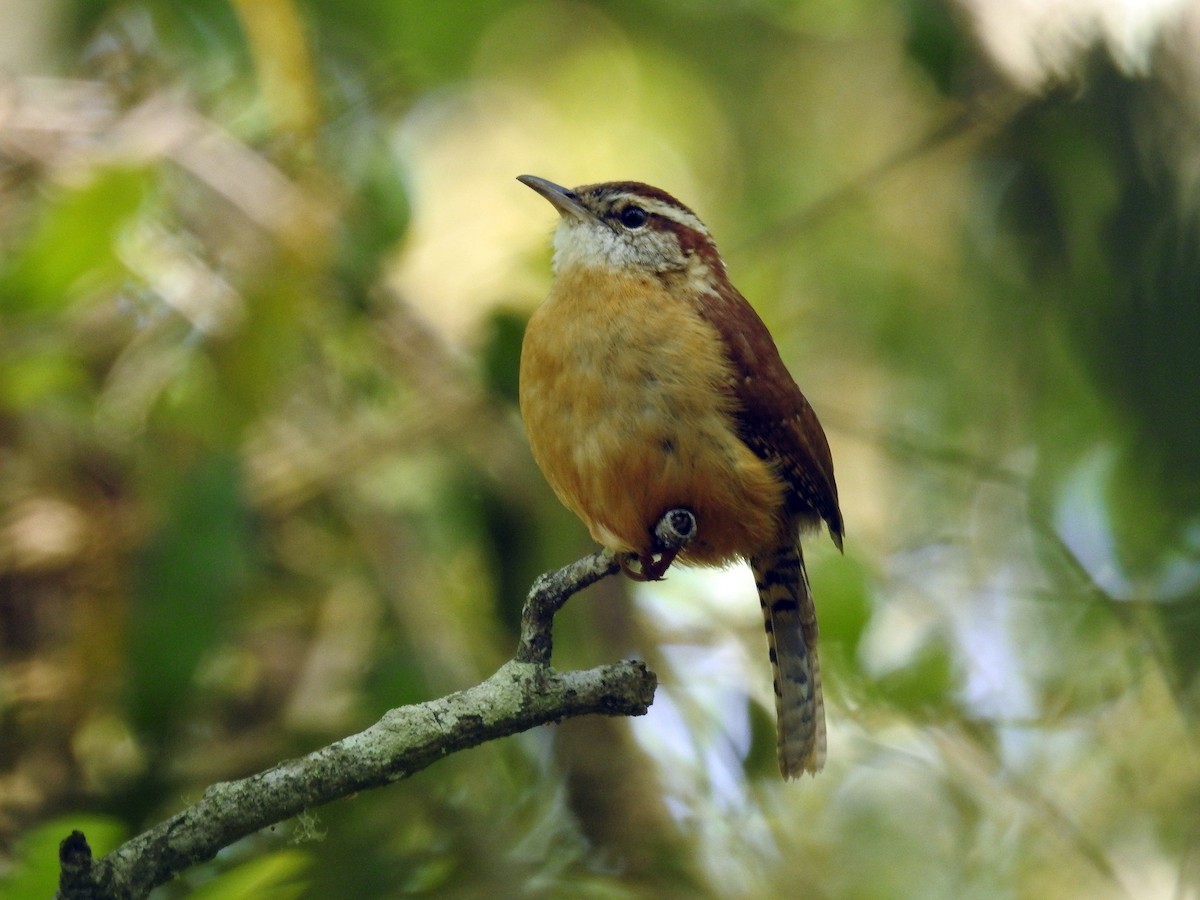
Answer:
xmin=56 ymin=510 xmax=697 ymax=900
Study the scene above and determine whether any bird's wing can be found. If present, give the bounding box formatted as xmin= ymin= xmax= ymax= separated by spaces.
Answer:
xmin=694 ymin=285 xmax=844 ymax=546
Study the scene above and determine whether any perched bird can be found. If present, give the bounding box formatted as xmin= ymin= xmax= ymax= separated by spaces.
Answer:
xmin=517 ymin=175 xmax=843 ymax=777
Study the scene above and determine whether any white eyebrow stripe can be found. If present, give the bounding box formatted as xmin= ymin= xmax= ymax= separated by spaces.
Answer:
xmin=608 ymin=193 xmax=709 ymax=235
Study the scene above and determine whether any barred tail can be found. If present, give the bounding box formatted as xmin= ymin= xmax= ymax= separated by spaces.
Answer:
xmin=751 ymin=538 xmax=826 ymax=778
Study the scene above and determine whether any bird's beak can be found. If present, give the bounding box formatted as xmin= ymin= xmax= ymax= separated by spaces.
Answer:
xmin=517 ymin=175 xmax=599 ymax=224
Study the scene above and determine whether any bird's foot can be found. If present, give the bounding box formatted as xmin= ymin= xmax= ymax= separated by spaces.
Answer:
xmin=620 ymin=548 xmax=679 ymax=582
xmin=619 ymin=508 xmax=697 ymax=582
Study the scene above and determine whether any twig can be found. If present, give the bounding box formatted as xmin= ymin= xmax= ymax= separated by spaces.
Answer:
xmin=517 ymin=508 xmax=696 ymax=665
xmin=517 ymin=550 xmax=620 ymax=665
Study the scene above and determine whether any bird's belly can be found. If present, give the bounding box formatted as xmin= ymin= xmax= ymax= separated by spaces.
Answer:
xmin=519 ymin=272 xmax=786 ymax=564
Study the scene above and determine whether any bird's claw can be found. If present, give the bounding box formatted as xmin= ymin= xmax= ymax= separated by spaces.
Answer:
xmin=620 ymin=548 xmax=679 ymax=582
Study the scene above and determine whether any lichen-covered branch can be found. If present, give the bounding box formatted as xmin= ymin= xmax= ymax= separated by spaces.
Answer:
xmin=517 ymin=508 xmax=696 ymax=665
xmin=56 ymin=510 xmax=696 ymax=900
xmin=57 ymin=659 xmax=654 ymax=899
xmin=517 ymin=549 xmax=621 ymax=665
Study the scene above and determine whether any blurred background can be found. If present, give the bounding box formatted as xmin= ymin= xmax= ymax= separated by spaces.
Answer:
xmin=1 ymin=0 xmax=1198 ymax=897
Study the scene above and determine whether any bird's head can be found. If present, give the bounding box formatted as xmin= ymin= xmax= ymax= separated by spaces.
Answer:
xmin=517 ymin=175 xmax=727 ymax=285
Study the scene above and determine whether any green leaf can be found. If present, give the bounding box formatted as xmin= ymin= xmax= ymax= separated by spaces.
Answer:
xmin=479 ymin=308 xmax=526 ymax=406
xmin=0 ymin=345 xmax=89 ymax=410
xmin=873 ymin=639 xmax=956 ymax=713
xmin=127 ymin=454 xmax=255 ymax=737
xmin=0 ymin=168 xmax=149 ymax=312
xmin=744 ymin=697 xmax=781 ymax=778
xmin=812 ymin=552 xmax=872 ymax=658
xmin=902 ymin=0 xmax=968 ymax=95
xmin=188 ymin=850 xmax=312 ymax=900
xmin=334 ymin=137 xmax=412 ymax=296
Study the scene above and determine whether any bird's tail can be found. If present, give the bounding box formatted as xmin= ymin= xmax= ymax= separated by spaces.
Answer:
xmin=751 ymin=537 xmax=826 ymax=778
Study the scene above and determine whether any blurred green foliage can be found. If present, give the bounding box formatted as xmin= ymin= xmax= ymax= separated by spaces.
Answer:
xmin=1 ymin=815 xmax=126 ymax=900
xmin=1 ymin=168 xmax=149 ymax=312
xmin=128 ymin=454 xmax=253 ymax=736
xmin=1 ymin=1 xmax=1198 ymax=898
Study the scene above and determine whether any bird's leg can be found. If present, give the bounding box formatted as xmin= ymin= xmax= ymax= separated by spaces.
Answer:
xmin=619 ymin=508 xmax=697 ymax=582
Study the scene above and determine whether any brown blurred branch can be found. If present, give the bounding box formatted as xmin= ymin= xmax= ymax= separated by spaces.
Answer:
xmin=53 ymin=520 xmax=699 ymax=899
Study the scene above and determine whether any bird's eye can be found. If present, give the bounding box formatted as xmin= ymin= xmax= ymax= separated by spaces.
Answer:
xmin=619 ymin=206 xmax=648 ymax=229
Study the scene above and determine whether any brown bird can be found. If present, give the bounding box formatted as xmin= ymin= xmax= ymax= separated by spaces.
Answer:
xmin=517 ymin=175 xmax=843 ymax=778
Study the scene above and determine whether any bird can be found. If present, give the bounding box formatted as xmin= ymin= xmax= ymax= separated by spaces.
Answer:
xmin=516 ymin=175 xmax=843 ymax=778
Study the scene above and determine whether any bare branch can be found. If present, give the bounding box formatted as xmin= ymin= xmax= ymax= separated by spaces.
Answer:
xmin=56 ymin=509 xmax=696 ymax=899
xmin=58 ymin=659 xmax=654 ymax=899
